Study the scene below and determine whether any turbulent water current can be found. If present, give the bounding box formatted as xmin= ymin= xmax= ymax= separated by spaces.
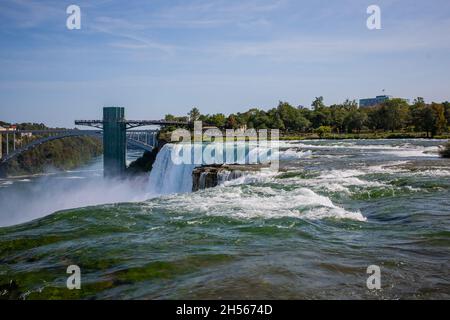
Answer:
xmin=0 ymin=140 xmax=449 ymax=299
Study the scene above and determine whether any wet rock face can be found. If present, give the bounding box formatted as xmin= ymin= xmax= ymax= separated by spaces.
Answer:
xmin=440 ymin=142 xmax=450 ymax=158
xmin=126 ymin=140 xmax=167 ymax=176
xmin=192 ymin=164 xmax=266 ymax=191
xmin=192 ymin=167 xmax=219 ymax=191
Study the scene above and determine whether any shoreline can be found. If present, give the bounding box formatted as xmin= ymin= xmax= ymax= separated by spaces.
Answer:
xmin=162 ymin=130 xmax=450 ymax=142
xmin=279 ymin=133 xmax=450 ymax=141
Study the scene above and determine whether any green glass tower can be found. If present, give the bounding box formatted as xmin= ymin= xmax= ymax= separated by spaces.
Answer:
xmin=103 ymin=107 xmax=126 ymax=178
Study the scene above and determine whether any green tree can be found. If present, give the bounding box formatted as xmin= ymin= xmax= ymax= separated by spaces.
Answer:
xmin=165 ymin=114 xmax=176 ymax=121
xmin=311 ymin=97 xmax=331 ymax=128
xmin=269 ymin=112 xmax=285 ymax=130
xmin=383 ymin=99 xmax=409 ymax=132
xmin=344 ymin=110 xmax=368 ymax=133
xmin=442 ymin=101 xmax=450 ymax=130
xmin=312 ymin=96 xmax=326 ymax=109
xmin=314 ymin=126 xmax=332 ymax=138
xmin=277 ymin=102 xmax=310 ymax=132
xmin=226 ymin=114 xmax=239 ymax=129
xmin=431 ymin=103 xmax=447 ymax=135
xmin=411 ymin=100 xmax=438 ymax=138
xmin=329 ymin=104 xmax=347 ymax=133
xmin=188 ymin=107 xmax=201 ymax=122
xmin=209 ymin=113 xmax=226 ymax=128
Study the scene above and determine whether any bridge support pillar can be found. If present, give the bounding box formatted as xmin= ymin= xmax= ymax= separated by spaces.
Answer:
xmin=103 ymin=107 xmax=126 ymax=178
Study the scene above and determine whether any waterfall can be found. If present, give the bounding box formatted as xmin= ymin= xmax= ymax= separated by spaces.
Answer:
xmin=217 ymin=170 xmax=244 ymax=184
xmin=147 ymin=144 xmax=196 ymax=195
xmin=198 ymin=172 xmax=208 ymax=190
xmin=147 ymin=142 xmax=276 ymax=195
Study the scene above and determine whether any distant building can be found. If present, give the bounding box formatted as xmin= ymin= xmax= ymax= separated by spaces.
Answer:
xmin=0 ymin=125 xmax=16 ymax=132
xmin=359 ymin=95 xmax=392 ymax=108
xmin=20 ymin=132 xmax=32 ymax=138
xmin=359 ymin=95 xmax=410 ymax=108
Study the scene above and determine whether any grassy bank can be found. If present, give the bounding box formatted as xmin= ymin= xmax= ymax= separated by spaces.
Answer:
xmin=162 ymin=129 xmax=450 ymax=142
xmin=280 ymin=132 xmax=450 ymax=141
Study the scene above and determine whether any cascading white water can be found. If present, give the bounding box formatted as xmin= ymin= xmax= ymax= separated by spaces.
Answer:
xmin=147 ymin=144 xmax=196 ymax=194
xmin=147 ymin=142 xmax=301 ymax=195
xmin=217 ymin=170 xmax=244 ymax=184
xmin=147 ymin=143 xmax=260 ymax=195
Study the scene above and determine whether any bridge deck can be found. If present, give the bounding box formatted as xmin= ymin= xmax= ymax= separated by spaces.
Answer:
xmin=0 ymin=129 xmax=102 ymax=134
xmin=1 ymin=108 xmax=188 ymax=175
xmin=75 ymin=120 xmax=190 ymax=127
xmin=0 ymin=129 xmax=158 ymax=163
xmin=0 ymin=129 xmax=157 ymax=134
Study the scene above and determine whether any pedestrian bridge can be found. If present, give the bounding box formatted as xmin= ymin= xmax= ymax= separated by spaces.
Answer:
xmin=0 ymin=129 xmax=158 ymax=164
xmin=0 ymin=107 xmax=189 ymax=176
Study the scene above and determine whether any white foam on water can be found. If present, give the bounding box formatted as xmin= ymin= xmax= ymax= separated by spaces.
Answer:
xmin=271 ymin=162 xmax=416 ymax=195
xmin=147 ymin=143 xmax=281 ymax=194
xmin=280 ymin=141 xmax=440 ymax=158
xmin=57 ymin=176 xmax=85 ymax=180
xmin=278 ymin=149 xmax=313 ymax=160
xmin=406 ymin=169 xmax=450 ymax=177
xmin=146 ymin=185 xmax=366 ymax=222
xmin=364 ymin=161 xmax=450 ymax=178
xmin=210 ymin=160 xmax=407 ymax=195
xmin=66 ymin=169 xmax=101 ymax=173
xmin=146 ymin=141 xmax=442 ymax=197
xmin=382 ymin=147 xmax=439 ymax=158
xmin=220 ymin=169 xmax=278 ymax=186
xmin=281 ymin=169 xmax=387 ymax=194
xmin=3 ymin=139 xmax=443 ymax=227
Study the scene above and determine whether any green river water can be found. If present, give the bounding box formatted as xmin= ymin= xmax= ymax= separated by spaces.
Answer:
xmin=0 ymin=139 xmax=449 ymax=299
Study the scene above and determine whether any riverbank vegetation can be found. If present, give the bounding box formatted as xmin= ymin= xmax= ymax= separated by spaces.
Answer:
xmin=166 ymin=97 xmax=450 ymax=139
xmin=0 ymin=123 xmax=102 ymax=177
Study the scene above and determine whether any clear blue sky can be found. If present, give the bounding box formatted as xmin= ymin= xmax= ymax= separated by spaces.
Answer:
xmin=1 ymin=0 xmax=449 ymax=127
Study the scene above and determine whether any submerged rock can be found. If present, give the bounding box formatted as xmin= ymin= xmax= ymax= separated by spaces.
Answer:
xmin=192 ymin=164 xmax=268 ymax=191
xmin=439 ymin=141 xmax=450 ymax=158
xmin=0 ymin=280 xmax=21 ymax=300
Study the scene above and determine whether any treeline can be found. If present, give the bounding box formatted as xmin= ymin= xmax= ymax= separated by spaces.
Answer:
xmin=0 ymin=123 xmax=102 ymax=177
xmin=166 ymin=97 xmax=450 ymax=138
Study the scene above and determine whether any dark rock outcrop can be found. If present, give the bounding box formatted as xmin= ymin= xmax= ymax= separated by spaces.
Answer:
xmin=439 ymin=141 xmax=450 ymax=158
xmin=0 ymin=280 xmax=21 ymax=300
xmin=192 ymin=164 xmax=268 ymax=191
xmin=126 ymin=140 xmax=167 ymax=176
